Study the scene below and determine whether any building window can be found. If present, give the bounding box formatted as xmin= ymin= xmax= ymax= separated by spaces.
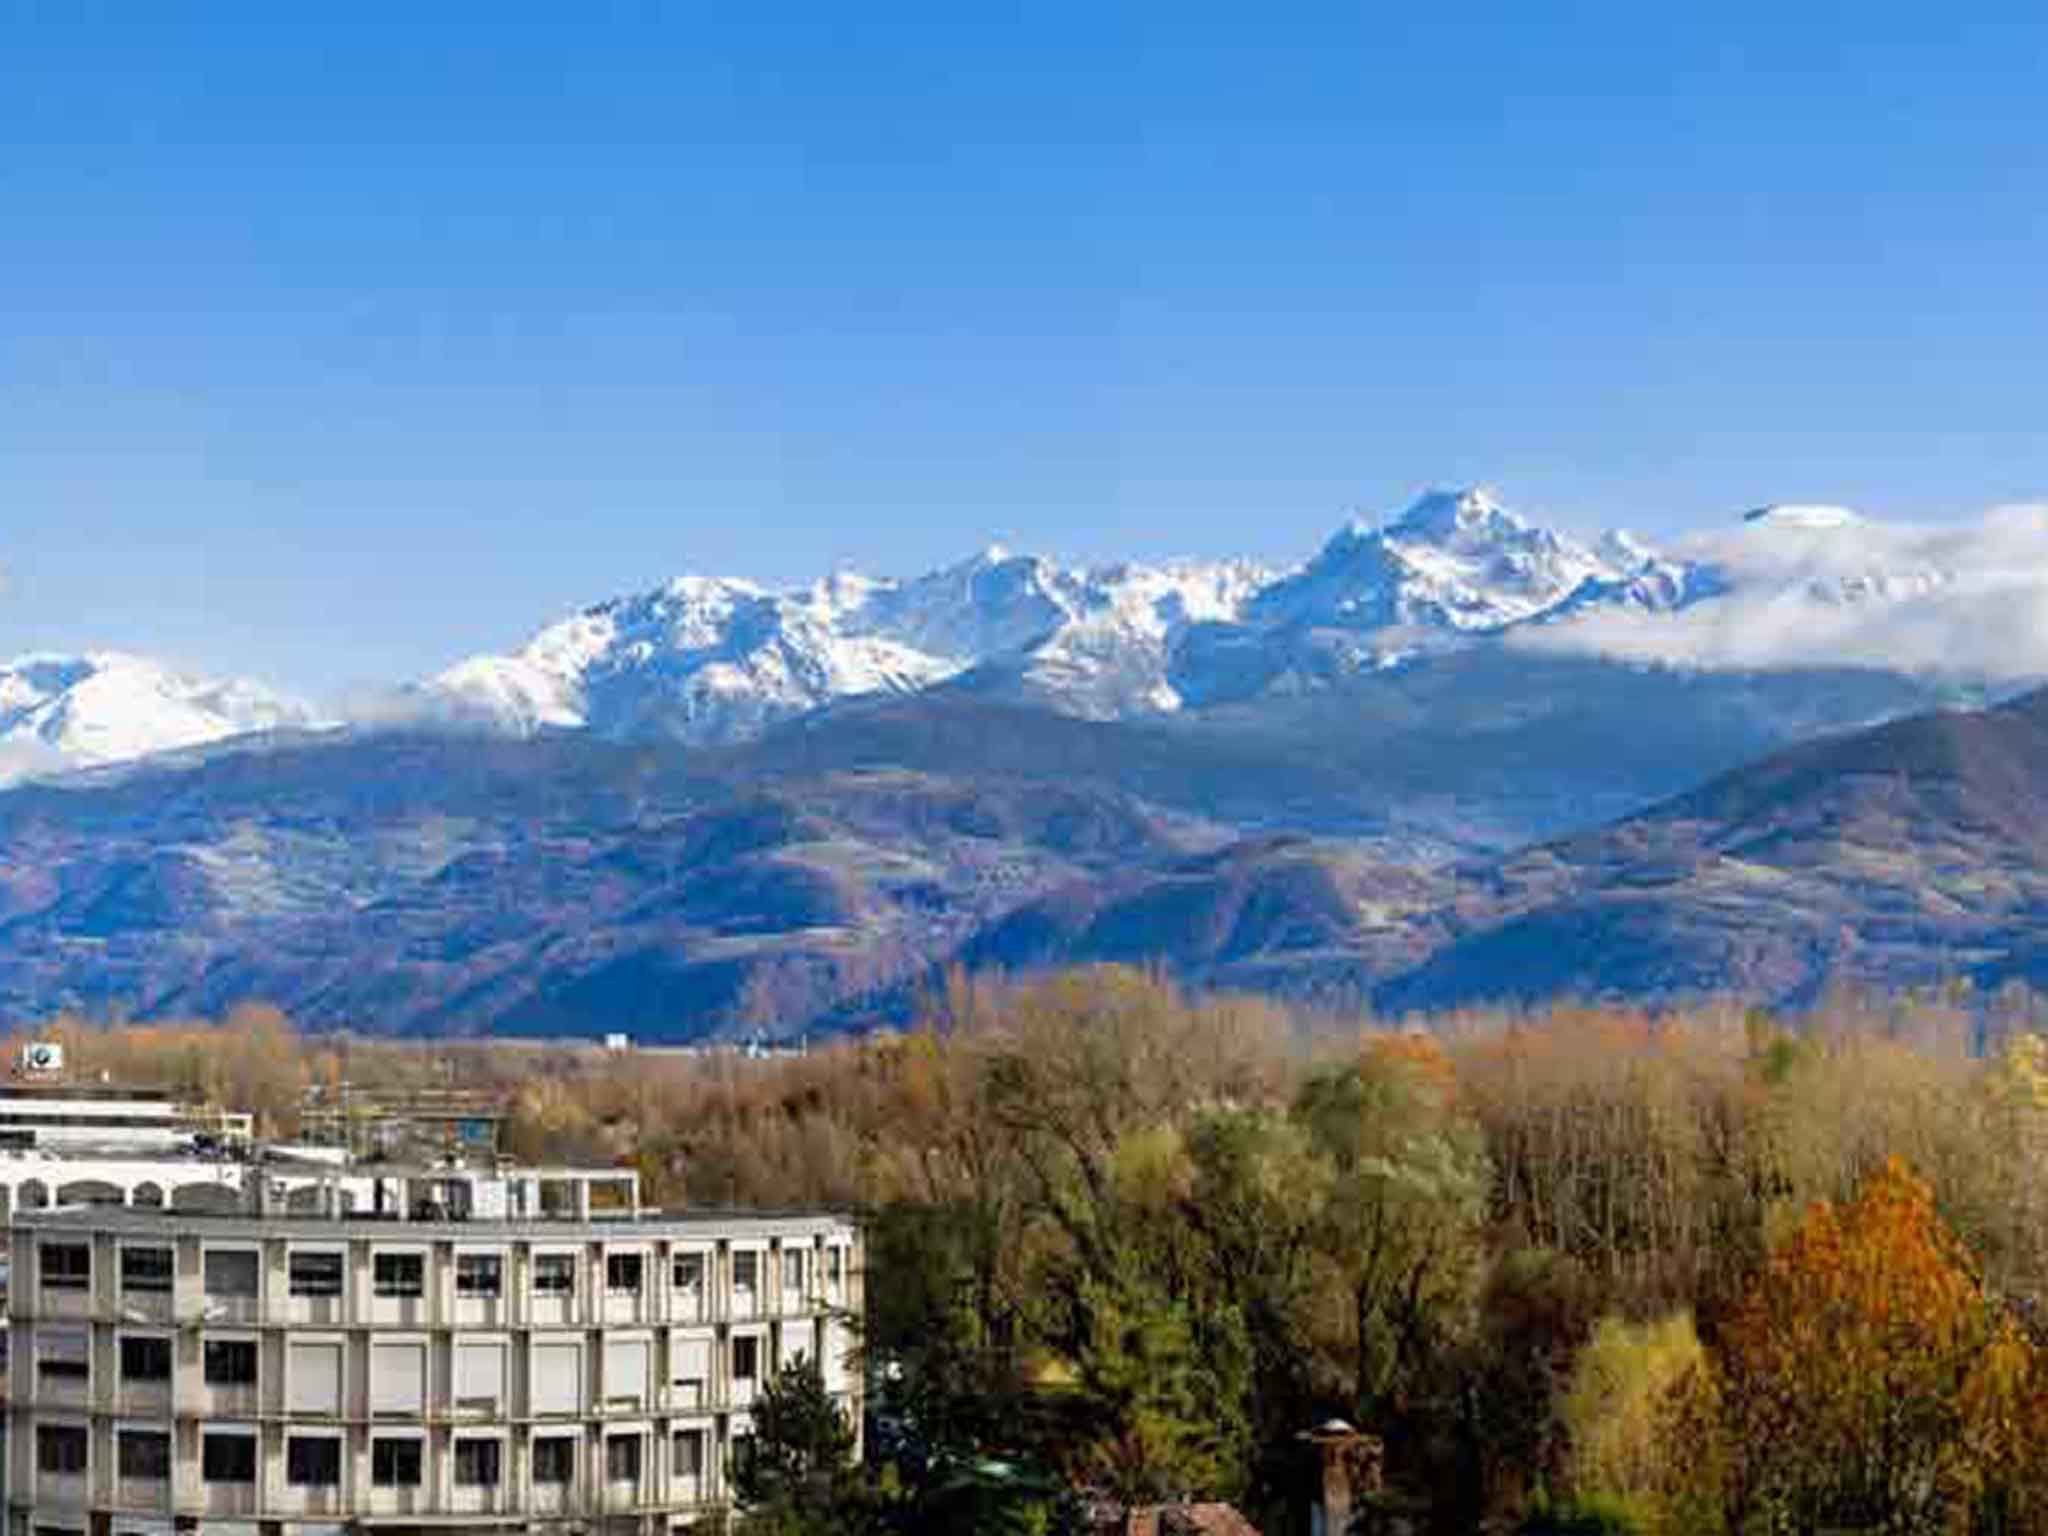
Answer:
xmin=675 ymin=1428 xmax=705 ymax=1478
xmin=371 ymin=1437 xmax=423 ymax=1488
xmin=36 ymin=1425 xmax=88 ymax=1475
xmin=204 ymin=1338 xmax=258 ymax=1386
xmin=38 ymin=1330 xmax=89 ymax=1383
xmin=784 ymin=1249 xmax=806 ymax=1291
xmin=202 ymin=1432 xmax=258 ymax=1484
xmin=456 ymin=1253 xmax=502 ymax=1297
xmin=733 ymin=1334 xmax=759 ymax=1383
xmin=205 ymin=1249 xmax=259 ymax=1298
xmin=288 ymin=1251 xmax=344 ymax=1297
xmin=454 ymin=1438 xmax=502 ymax=1487
xmin=673 ymin=1252 xmax=704 ymax=1291
xmin=286 ymin=1435 xmax=342 ymax=1487
xmin=117 ymin=1430 xmax=171 ymax=1479
xmin=607 ymin=1433 xmax=642 ymax=1482
xmin=732 ymin=1251 xmax=758 ymax=1292
xmin=373 ymin=1252 xmax=424 ymax=1298
xmin=605 ymin=1252 xmax=644 ymax=1293
xmin=532 ymin=1436 xmax=575 ymax=1484
xmin=120 ymin=1247 xmax=173 ymax=1294
xmin=827 ymin=1247 xmax=844 ymax=1289
xmin=120 ymin=1334 xmax=173 ymax=1382
xmin=533 ymin=1253 xmax=576 ymax=1295
xmin=41 ymin=1242 xmax=90 ymax=1290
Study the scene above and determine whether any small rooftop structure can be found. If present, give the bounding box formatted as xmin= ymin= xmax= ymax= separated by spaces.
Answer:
xmin=297 ymin=1080 xmax=506 ymax=1164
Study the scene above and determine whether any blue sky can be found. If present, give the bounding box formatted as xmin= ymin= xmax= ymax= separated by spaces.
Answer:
xmin=5 ymin=3 xmax=2048 ymax=696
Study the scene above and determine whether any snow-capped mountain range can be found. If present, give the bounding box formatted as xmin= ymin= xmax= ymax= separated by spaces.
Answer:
xmin=0 ymin=484 xmax=2030 ymax=782
xmin=428 ymin=485 xmax=1986 ymax=744
xmin=425 ymin=487 xmax=1675 ymax=742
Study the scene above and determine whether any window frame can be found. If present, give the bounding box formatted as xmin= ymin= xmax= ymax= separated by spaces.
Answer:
xmin=455 ymin=1252 xmax=503 ymax=1298
xmin=287 ymin=1249 xmax=345 ymax=1298
xmin=674 ymin=1426 xmax=706 ymax=1478
xmin=285 ymin=1434 xmax=343 ymax=1488
xmin=119 ymin=1246 xmax=174 ymax=1295
xmin=116 ymin=1429 xmax=172 ymax=1480
xmin=203 ymin=1247 xmax=260 ymax=1299
xmin=119 ymin=1333 xmax=173 ymax=1383
xmin=532 ymin=1435 xmax=576 ymax=1485
xmin=371 ymin=1435 xmax=424 ymax=1488
xmin=453 ymin=1437 xmax=503 ymax=1488
xmin=606 ymin=1432 xmax=643 ymax=1482
xmin=36 ymin=1424 xmax=88 ymax=1475
xmin=532 ymin=1252 xmax=577 ymax=1296
xmin=203 ymin=1337 xmax=259 ymax=1387
xmin=37 ymin=1329 xmax=90 ymax=1384
xmin=604 ymin=1251 xmax=644 ymax=1294
xmin=40 ymin=1242 xmax=90 ymax=1291
xmin=732 ymin=1333 xmax=760 ymax=1383
xmin=372 ymin=1250 xmax=425 ymax=1299
xmin=201 ymin=1431 xmax=258 ymax=1485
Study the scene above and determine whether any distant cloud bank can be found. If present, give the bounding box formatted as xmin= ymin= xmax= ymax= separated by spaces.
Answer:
xmin=1516 ymin=504 xmax=2048 ymax=680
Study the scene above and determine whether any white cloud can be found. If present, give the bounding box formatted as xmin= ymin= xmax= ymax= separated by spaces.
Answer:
xmin=1513 ymin=504 xmax=2048 ymax=680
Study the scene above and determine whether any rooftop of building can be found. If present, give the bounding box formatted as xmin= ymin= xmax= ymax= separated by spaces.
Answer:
xmin=0 ymin=1081 xmax=185 ymax=1101
xmin=10 ymin=1202 xmax=857 ymax=1237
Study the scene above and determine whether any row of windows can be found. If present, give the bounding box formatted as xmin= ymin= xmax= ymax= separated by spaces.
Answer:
xmin=35 ymin=1427 xmax=171 ymax=1479
xmin=36 ymin=1330 xmax=777 ymax=1396
xmin=42 ymin=1243 xmax=846 ymax=1299
xmin=37 ymin=1425 xmax=709 ymax=1487
xmin=37 ymin=1336 xmax=256 ymax=1387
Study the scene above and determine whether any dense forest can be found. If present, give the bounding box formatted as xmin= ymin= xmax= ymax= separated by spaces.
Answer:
xmin=29 ymin=971 xmax=2048 ymax=1534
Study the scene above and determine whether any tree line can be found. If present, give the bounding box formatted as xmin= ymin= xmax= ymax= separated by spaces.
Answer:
xmin=27 ymin=971 xmax=2048 ymax=1532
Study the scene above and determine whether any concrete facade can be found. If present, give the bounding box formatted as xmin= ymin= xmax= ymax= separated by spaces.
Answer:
xmin=3 ymin=1194 xmax=861 ymax=1536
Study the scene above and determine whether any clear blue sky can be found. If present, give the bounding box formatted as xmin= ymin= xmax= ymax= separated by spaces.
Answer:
xmin=6 ymin=3 xmax=2048 ymax=697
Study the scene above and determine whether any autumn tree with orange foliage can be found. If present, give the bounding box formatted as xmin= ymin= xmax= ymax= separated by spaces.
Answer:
xmin=1720 ymin=1157 xmax=2022 ymax=1534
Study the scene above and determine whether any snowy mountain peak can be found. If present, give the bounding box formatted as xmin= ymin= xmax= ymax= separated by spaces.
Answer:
xmin=0 ymin=652 xmax=319 ymax=783
xmin=1388 ymin=485 xmax=1522 ymax=543
xmin=1251 ymin=486 xmax=1619 ymax=639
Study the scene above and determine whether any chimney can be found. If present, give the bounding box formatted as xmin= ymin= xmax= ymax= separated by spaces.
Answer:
xmin=1297 ymin=1420 xmax=1382 ymax=1536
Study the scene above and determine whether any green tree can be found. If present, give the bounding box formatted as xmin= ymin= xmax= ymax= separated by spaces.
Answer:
xmin=1294 ymin=1039 xmax=1491 ymax=1425
xmin=734 ymin=1357 xmax=873 ymax=1536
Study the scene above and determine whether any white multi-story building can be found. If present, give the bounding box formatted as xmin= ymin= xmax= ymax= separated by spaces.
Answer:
xmin=2 ymin=1163 xmax=862 ymax=1536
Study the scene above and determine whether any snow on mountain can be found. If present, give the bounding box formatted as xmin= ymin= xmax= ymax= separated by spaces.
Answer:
xmin=427 ymin=486 xmax=1679 ymax=741
xmin=432 ymin=544 xmax=1278 ymax=741
xmin=0 ymin=653 xmax=319 ymax=783
xmin=432 ymin=484 xmax=1662 ymax=745
xmin=1248 ymin=487 xmax=1629 ymax=642
xmin=425 ymin=483 xmax=2048 ymax=749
